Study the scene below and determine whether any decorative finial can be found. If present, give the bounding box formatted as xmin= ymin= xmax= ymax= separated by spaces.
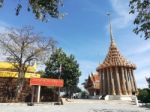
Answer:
xmin=107 ymin=13 xmax=114 ymax=43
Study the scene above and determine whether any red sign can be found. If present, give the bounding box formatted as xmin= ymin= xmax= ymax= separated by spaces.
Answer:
xmin=30 ymin=78 xmax=64 ymax=87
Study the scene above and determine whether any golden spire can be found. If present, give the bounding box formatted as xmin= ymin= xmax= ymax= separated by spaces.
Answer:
xmin=107 ymin=13 xmax=114 ymax=44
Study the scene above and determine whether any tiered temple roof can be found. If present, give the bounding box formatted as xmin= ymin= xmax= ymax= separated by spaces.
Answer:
xmin=97 ymin=22 xmax=136 ymax=70
xmin=83 ymin=72 xmax=100 ymax=90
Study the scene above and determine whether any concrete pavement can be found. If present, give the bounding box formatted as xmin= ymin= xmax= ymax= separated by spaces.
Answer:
xmin=0 ymin=99 xmax=150 ymax=112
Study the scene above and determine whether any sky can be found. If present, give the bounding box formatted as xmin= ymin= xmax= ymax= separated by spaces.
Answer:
xmin=0 ymin=0 xmax=150 ymax=89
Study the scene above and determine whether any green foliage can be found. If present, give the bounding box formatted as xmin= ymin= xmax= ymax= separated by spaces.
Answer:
xmin=137 ymin=77 xmax=150 ymax=103
xmin=146 ymin=77 xmax=150 ymax=88
xmin=74 ymin=86 xmax=82 ymax=93
xmin=0 ymin=0 xmax=64 ymax=21
xmin=81 ymin=91 xmax=88 ymax=99
xmin=0 ymin=0 xmax=3 ymax=7
xmin=137 ymin=88 xmax=150 ymax=103
xmin=129 ymin=0 xmax=150 ymax=39
xmin=44 ymin=48 xmax=81 ymax=95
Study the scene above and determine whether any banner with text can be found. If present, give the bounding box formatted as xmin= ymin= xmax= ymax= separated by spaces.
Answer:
xmin=30 ymin=78 xmax=64 ymax=87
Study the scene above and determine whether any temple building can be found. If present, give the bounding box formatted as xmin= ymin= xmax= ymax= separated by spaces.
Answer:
xmin=83 ymin=72 xmax=100 ymax=98
xmin=96 ymin=16 xmax=138 ymax=100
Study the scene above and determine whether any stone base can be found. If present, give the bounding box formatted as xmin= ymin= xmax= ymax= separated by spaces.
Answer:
xmin=104 ymin=95 xmax=135 ymax=101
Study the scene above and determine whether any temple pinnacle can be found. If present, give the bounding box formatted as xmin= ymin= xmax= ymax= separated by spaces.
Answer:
xmin=107 ymin=13 xmax=114 ymax=44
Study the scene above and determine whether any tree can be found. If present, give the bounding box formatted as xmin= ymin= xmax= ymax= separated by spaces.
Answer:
xmin=0 ymin=0 xmax=64 ymax=21
xmin=137 ymin=77 xmax=150 ymax=103
xmin=129 ymin=0 xmax=150 ymax=39
xmin=73 ymin=86 xmax=82 ymax=93
xmin=0 ymin=26 xmax=56 ymax=99
xmin=45 ymin=48 xmax=81 ymax=97
xmin=146 ymin=77 xmax=150 ymax=88
xmin=137 ymin=88 xmax=150 ymax=103
xmin=81 ymin=91 xmax=88 ymax=99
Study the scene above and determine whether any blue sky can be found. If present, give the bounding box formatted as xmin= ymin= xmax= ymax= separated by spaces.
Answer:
xmin=0 ymin=0 xmax=150 ymax=89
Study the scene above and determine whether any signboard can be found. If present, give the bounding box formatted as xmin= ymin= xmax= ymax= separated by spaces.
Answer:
xmin=30 ymin=78 xmax=64 ymax=87
xmin=0 ymin=62 xmax=36 ymax=72
xmin=0 ymin=71 xmax=40 ymax=78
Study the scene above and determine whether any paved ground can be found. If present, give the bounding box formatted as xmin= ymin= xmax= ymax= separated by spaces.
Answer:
xmin=0 ymin=99 xmax=150 ymax=112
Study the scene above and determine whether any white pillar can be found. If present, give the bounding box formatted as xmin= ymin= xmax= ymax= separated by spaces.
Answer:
xmin=129 ymin=68 xmax=134 ymax=92
xmin=106 ymin=68 xmax=110 ymax=94
xmin=115 ymin=67 xmax=122 ymax=95
xmin=103 ymin=69 xmax=106 ymax=95
xmin=121 ymin=67 xmax=127 ymax=95
xmin=100 ymin=70 xmax=103 ymax=95
xmin=102 ymin=70 xmax=105 ymax=95
xmin=110 ymin=67 xmax=115 ymax=95
xmin=125 ymin=68 xmax=132 ymax=95
xmin=37 ymin=85 xmax=41 ymax=103
xmin=131 ymin=69 xmax=138 ymax=92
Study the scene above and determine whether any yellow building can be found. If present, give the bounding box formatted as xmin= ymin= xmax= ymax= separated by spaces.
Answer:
xmin=0 ymin=61 xmax=40 ymax=102
xmin=0 ymin=61 xmax=40 ymax=78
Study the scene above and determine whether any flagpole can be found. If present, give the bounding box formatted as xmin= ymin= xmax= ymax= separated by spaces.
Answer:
xmin=58 ymin=64 xmax=62 ymax=103
xmin=33 ymin=61 xmax=41 ymax=103
xmin=31 ymin=61 xmax=37 ymax=105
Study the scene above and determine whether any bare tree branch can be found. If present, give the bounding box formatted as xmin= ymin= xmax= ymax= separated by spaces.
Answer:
xmin=0 ymin=26 xmax=57 ymax=99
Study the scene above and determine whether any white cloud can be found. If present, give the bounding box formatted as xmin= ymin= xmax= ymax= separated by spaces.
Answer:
xmin=78 ymin=59 xmax=99 ymax=90
xmin=109 ymin=0 xmax=135 ymax=29
xmin=135 ymin=68 xmax=150 ymax=88
xmin=0 ymin=20 xmax=10 ymax=33
xmin=122 ymin=41 xmax=150 ymax=88
xmin=79 ymin=60 xmax=98 ymax=77
xmin=79 ymin=60 xmax=97 ymax=79
xmin=0 ymin=20 xmax=9 ymax=26
xmin=37 ymin=64 xmax=46 ymax=71
xmin=0 ymin=26 xmax=6 ymax=33
xmin=132 ymin=43 xmax=150 ymax=55
xmin=0 ymin=20 xmax=11 ymax=61
xmin=134 ymin=56 xmax=150 ymax=68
